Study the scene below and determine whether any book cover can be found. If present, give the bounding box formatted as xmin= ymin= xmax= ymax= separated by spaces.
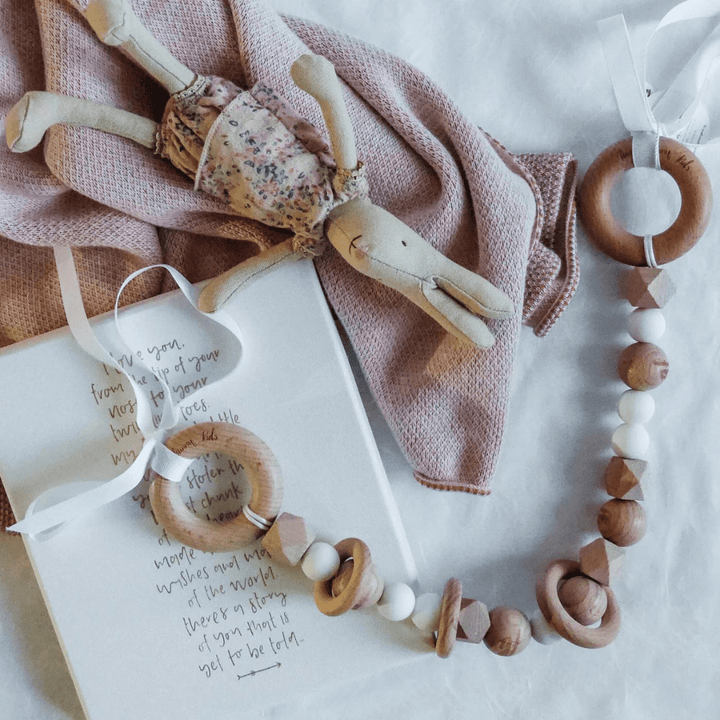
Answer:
xmin=0 ymin=260 xmax=420 ymax=719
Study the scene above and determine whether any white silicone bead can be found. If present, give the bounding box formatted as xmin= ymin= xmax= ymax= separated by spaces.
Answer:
xmin=530 ymin=610 xmax=561 ymax=645
xmin=611 ymin=423 xmax=650 ymax=459
xmin=377 ymin=582 xmax=416 ymax=621
xmin=628 ymin=308 xmax=665 ymax=343
xmin=617 ymin=390 xmax=655 ymax=424
xmin=301 ymin=542 xmax=341 ymax=582
xmin=411 ymin=592 xmax=442 ymax=633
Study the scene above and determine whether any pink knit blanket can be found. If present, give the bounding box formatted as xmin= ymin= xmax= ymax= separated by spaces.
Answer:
xmin=0 ymin=0 xmax=578 ymax=526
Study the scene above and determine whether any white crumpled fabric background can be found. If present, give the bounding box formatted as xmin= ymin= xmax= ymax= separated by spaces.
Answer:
xmin=1 ymin=0 xmax=719 ymax=718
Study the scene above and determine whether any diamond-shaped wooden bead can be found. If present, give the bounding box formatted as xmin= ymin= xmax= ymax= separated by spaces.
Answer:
xmin=579 ymin=538 xmax=625 ymax=587
xmin=624 ymin=267 xmax=676 ymax=308
xmin=261 ymin=512 xmax=315 ymax=566
xmin=604 ymin=456 xmax=648 ymax=500
xmin=456 ymin=598 xmax=490 ymax=644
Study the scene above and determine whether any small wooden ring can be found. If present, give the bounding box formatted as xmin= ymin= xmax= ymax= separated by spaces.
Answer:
xmin=435 ymin=578 xmax=462 ymax=658
xmin=314 ymin=538 xmax=374 ymax=616
xmin=536 ymin=560 xmax=621 ymax=649
xmin=149 ymin=422 xmax=283 ymax=553
xmin=579 ymin=137 xmax=712 ymax=265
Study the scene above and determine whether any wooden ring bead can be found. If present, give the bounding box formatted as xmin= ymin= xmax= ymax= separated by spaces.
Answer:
xmin=331 ymin=559 xmax=384 ymax=609
xmin=536 ymin=560 xmax=621 ymax=649
xmin=434 ymin=577 xmax=462 ymax=659
xmin=579 ymin=137 xmax=712 ymax=265
xmin=149 ymin=422 xmax=283 ymax=553
xmin=314 ymin=538 xmax=375 ymax=616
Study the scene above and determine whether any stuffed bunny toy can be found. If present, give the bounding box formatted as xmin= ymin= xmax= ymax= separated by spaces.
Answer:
xmin=5 ymin=0 xmax=512 ymax=349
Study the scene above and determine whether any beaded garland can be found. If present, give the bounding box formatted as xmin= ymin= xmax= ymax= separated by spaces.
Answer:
xmin=149 ymin=135 xmax=712 ymax=658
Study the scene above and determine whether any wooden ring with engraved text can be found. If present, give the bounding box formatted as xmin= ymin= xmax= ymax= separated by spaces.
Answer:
xmin=314 ymin=538 xmax=374 ymax=616
xmin=579 ymin=137 xmax=712 ymax=265
xmin=536 ymin=559 xmax=621 ymax=649
xmin=149 ymin=422 xmax=283 ymax=553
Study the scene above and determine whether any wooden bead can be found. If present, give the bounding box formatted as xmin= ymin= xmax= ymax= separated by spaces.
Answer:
xmin=618 ymin=342 xmax=668 ymax=390
xmin=456 ymin=598 xmax=490 ymax=644
xmin=536 ymin=560 xmax=621 ymax=648
xmin=331 ymin=559 xmax=384 ymax=609
xmin=261 ymin=512 xmax=315 ymax=566
xmin=558 ymin=576 xmax=608 ymax=626
xmin=579 ymin=538 xmax=625 ymax=586
xmin=377 ymin=582 xmax=415 ymax=621
xmin=624 ymin=267 xmax=676 ymax=308
xmin=435 ymin=578 xmax=462 ymax=659
xmin=598 ymin=499 xmax=647 ymax=547
xmin=314 ymin=538 xmax=380 ymax=617
xmin=483 ymin=607 xmax=531 ymax=656
xmin=604 ymin=456 xmax=648 ymax=501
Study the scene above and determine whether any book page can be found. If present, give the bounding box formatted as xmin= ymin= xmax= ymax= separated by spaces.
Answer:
xmin=0 ymin=261 xmax=420 ymax=719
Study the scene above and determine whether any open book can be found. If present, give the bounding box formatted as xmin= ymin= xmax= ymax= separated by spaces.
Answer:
xmin=0 ymin=259 xmax=419 ymax=719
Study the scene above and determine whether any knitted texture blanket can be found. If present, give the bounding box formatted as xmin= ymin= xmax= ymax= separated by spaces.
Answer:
xmin=0 ymin=0 xmax=579 ymax=528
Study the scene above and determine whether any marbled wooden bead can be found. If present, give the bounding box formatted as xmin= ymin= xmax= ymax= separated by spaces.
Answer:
xmin=624 ymin=267 xmax=676 ymax=309
xmin=483 ymin=607 xmax=531 ymax=656
xmin=628 ymin=308 xmax=665 ymax=342
xmin=411 ymin=592 xmax=443 ymax=634
xmin=617 ymin=390 xmax=655 ymax=425
xmin=604 ymin=456 xmax=648 ymax=501
xmin=301 ymin=542 xmax=341 ymax=581
xmin=558 ymin=575 xmax=608 ymax=626
xmin=611 ymin=423 xmax=650 ymax=459
xmin=618 ymin=342 xmax=669 ymax=390
xmin=598 ymin=499 xmax=647 ymax=547
xmin=261 ymin=512 xmax=315 ymax=566
xmin=377 ymin=582 xmax=416 ymax=621
xmin=579 ymin=538 xmax=625 ymax=586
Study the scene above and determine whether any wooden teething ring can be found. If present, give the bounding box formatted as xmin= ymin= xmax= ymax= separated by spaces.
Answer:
xmin=535 ymin=560 xmax=621 ymax=649
xmin=434 ymin=577 xmax=462 ymax=658
xmin=149 ymin=422 xmax=283 ymax=553
xmin=314 ymin=538 xmax=374 ymax=617
xmin=579 ymin=137 xmax=713 ymax=265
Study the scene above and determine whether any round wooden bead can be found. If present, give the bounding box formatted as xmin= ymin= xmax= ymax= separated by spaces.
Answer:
xmin=598 ymin=499 xmax=647 ymax=547
xmin=301 ymin=542 xmax=341 ymax=581
xmin=411 ymin=593 xmax=443 ymax=633
xmin=483 ymin=607 xmax=531 ymax=657
xmin=628 ymin=308 xmax=665 ymax=342
xmin=618 ymin=342 xmax=669 ymax=391
xmin=377 ymin=582 xmax=416 ymax=621
xmin=558 ymin=575 xmax=608 ymax=626
xmin=611 ymin=423 xmax=650 ymax=459
xmin=617 ymin=390 xmax=655 ymax=424
xmin=530 ymin=610 xmax=561 ymax=645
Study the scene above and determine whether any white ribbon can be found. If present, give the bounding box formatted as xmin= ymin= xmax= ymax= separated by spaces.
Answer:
xmin=8 ymin=247 xmax=243 ymax=539
xmin=598 ymin=1 xmax=720 ymax=265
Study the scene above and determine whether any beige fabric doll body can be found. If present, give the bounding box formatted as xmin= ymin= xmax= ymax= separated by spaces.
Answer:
xmin=6 ymin=0 xmax=512 ymax=349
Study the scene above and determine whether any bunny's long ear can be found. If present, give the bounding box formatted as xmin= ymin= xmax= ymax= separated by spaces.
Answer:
xmin=5 ymin=91 xmax=158 ymax=153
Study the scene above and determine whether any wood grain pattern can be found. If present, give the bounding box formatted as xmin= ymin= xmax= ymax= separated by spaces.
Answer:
xmin=579 ymin=538 xmax=625 ymax=587
xmin=558 ymin=576 xmax=608 ymax=626
xmin=536 ymin=560 xmax=621 ymax=648
xmin=483 ymin=607 xmax=531 ymax=656
xmin=618 ymin=342 xmax=669 ymax=391
xmin=434 ymin=578 xmax=462 ymax=659
xmin=150 ymin=422 xmax=283 ymax=553
xmin=598 ymin=499 xmax=647 ymax=547
xmin=579 ymin=137 xmax=712 ymax=265
xmin=314 ymin=538 xmax=378 ymax=616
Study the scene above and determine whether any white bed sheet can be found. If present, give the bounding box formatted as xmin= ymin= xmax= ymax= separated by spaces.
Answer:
xmin=2 ymin=0 xmax=719 ymax=718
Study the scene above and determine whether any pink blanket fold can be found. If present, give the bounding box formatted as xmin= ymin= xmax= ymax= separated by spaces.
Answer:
xmin=0 ymin=0 xmax=578 ymax=520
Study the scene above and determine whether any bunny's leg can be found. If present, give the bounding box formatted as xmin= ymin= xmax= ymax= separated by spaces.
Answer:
xmin=290 ymin=54 xmax=358 ymax=172
xmin=5 ymin=91 xmax=157 ymax=153
xmin=83 ymin=0 xmax=195 ymax=95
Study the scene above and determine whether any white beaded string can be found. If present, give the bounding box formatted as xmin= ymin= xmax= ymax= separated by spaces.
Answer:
xmin=643 ymin=234 xmax=659 ymax=268
xmin=242 ymin=504 xmax=273 ymax=531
